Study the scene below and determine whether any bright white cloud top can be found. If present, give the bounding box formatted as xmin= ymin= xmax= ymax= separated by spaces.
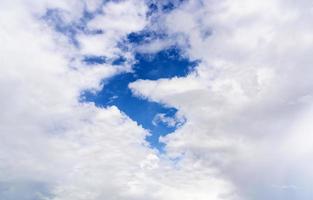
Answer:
xmin=1 ymin=0 xmax=313 ymax=200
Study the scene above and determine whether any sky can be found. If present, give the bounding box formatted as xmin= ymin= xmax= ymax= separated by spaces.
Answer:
xmin=1 ymin=0 xmax=313 ymax=200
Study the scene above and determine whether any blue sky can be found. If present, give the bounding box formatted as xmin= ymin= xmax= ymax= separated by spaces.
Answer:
xmin=2 ymin=0 xmax=313 ymax=200
xmin=42 ymin=1 xmax=197 ymax=151
xmin=81 ymin=47 xmax=197 ymax=150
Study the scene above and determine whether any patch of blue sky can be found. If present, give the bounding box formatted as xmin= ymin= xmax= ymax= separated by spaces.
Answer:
xmin=81 ymin=74 xmax=178 ymax=151
xmin=41 ymin=0 xmax=187 ymax=46
xmin=147 ymin=0 xmax=187 ymax=15
xmin=127 ymin=30 xmax=168 ymax=45
xmin=81 ymin=47 xmax=198 ymax=151
xmin=133 ymin=48 xmax=197 ymax=80
xmin=41 ymin=6 xmax=103 ymax=46
xmin=82 ymin=55 xmax=107 ymax=65
xmin=43 ymin=0 xmax=198 ymax=152
xmin=82 ymin=55 xmax=128 ymax=66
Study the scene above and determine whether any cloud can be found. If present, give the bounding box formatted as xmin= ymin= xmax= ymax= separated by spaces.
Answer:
xmin=6 ymin=0 xmax=313 ymax=199
xmin=130 ymin=0 xmax=313 ymax=199
xmin=0 ymin=0 xmax=236 ymax=200
xmin=78 ymin=0 xmax=148 ymax=58
xmin=152 ymin=112 xmax=185 ymax=127
xmin=0 ymin=0 xmax=149 ymax=199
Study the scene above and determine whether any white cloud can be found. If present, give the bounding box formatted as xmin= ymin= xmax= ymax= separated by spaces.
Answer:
xmin=0 ymin=0 xmax=147 ymax=199
xmin=88 ymin=0 xmax=147 ymax=33
xmin=135 ymin=39 xmax=174 ymax=54
xmin=8 ymin=0 xmax=313 ymax=199
xmin=0 ymin=0 xmax=236 ymax=200
xmin=130 ymin=0 xmax=313 ymax=199
xmin=84 ymin=0 xmax=103 ymax=12
xmin=77 ymin=0 xmax=147 ymax=58
xmin=152 ymin=113 xmax=185 ymax=127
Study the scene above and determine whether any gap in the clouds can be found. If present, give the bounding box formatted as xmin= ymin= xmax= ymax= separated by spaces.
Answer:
xmin=82 ymin=55 xmax=127 ymax=66
xmin=42 ymin=6 xmax=103 ymax=46
xmin=41 ymin=0 xmax=187 ymax=46
xmin=81 ymin=47 xmax=198 ymax=151
xmin=127 ymin=30 xmax=168 ymax=45
xmin=147 ymin=0 xmax=186 ymax=15
xmin=83 ymin=55 xmax=107 ymax=65
xmin=43 ymin=0 xmax=196 ymax=152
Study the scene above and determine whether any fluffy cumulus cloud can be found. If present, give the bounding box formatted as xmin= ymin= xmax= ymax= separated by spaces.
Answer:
xmin=2 ymin=0 xmax=313 ymax=200
xmin=130 ymin=0 xmax=313 ymax=199
xmin=0 ymin=0 xmax=235 ymax=200
xmin=78 ymin=0 xmax=147 ymax=58
xmin=0 ymin=0 xmax=149 ymax=199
